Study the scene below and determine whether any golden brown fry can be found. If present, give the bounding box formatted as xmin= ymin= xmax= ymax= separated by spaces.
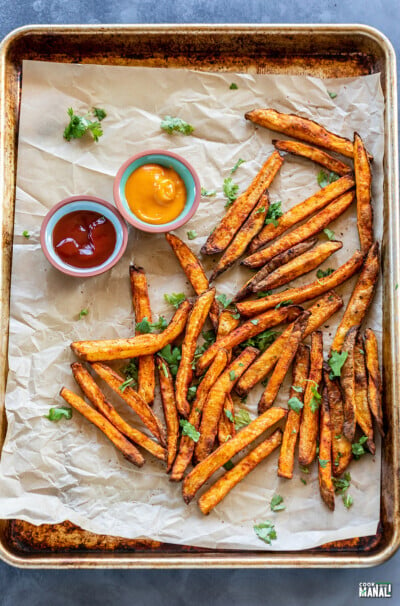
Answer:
xmin=319 ymin=388 xmax=335 ymax=511
xmin=236 ymin=291 xmax=343 ymax=396
xmin=198 ymin=430 xmax=282 ymax=515
xmin=165 ymin=233 xmax=219 ymax=328
xmin=59 ymin=387 xmax=144 ymax=467
xmin=182 ymin=407 xmax=287 ymax=503
xmin=278 ymin=344 xmax=310 ymax=479
xmin=175 ymin=289 xmax=216 ymax=417
xmin=253 ymin=240 xmax=342 ymax=292
xmin=196 ymin=305 xmax=303 ymax=375
xmin=365 ymin=328 xmax=384 ymax=436
xmin=195 ymin=347 xmax=259 ymax=461
xmin=245 ymin=108 xmax=373 ymax=160
xmin=273 ymin=139 xmax=352 ymax=175
xmin=71 ymin=300 xmax=192 ymax=362
xmin=71 ymin=363 xmax=165 ymax=462
xmin=323 ymin=366 xmax=352 ymax=477
xmin=298 ymin=331 xmax=323 ymax=466
xmin=210 ymin=193 xmax=270 ymax=281
xmin=354 ymin=133 xmax=373 ymax=255
xmin=130 ymin=265 xmax=156 ymax=406
xmin=354 ymin=333 xmax=375 ymax=453
xmin=218 ymin=394 xmax=236 ymax=445
xmin=156 ymin=356 xmax=179 ymax=472
xmin=330 ymin=242 xmax=379 ymax=353
xmin=216 ymin=309 xmax=241 ymax=339
xmin=201 ymin=151 xmax=283 ymax=255
xmin=259 ymin=311 xmax=309 ymax=413
xmin=243 ymin=191 xmax=354 ymax=268
xmin=236 ymin=251 xmax=363 ymax=317
xmin=170 ymin=349 xmax=229 ymax=482
xmin=250 ymin=174 xmax=354 ymax=253
xmin=340 ymin=326 xmax=358 ymax=443
xmin=91 ymin=362 xmax=166 ymax=445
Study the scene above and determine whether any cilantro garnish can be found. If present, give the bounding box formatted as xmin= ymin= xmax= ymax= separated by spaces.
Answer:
xmin=119 ymin=359 xmax=139 ymax=392
xmin=316 ymin=268 xmax=334 ymax=279
xmin=292 ymin=385 xmax=303 ymax=393
xmin=317 ymin=170 xmax=339 ymax=188
xmin=234 ymin=408 xmax=252 ymax=430
xmin=230 ymin=158 xmax=245 ymax=174
xmin=264 ymin=201 xmax=283 ymax=227
xmin=328 ymin=350 xmax=348 ymax=378
xmin=159 ymin=345 xmax=182 ymax=377
xmin=92 ymin=107 xmax=107 ymax=121
xmin=136 ymin=316 xmax=167 ymax=334
xmin=270 ymin=495 xmax=285 ymax=512
xmin=187 ymin=385 xmax=197 ymax=402
xmin=160 ymin=115 xmax=194 ymax=135
xmin=318 ymin=458 xmax=329 ymax=468
xmin=288 ymin=396 xmax=303 ymax=413
xmin=342 ymin=494 xmax=353 ymax=509
xmin=310 ymin=384 xmax=322 ymax=413
xmin=332 ymin=472 xmax=351 ymax=495
xmin=45 ymin=406 xmax=72 ymax=422
xmin=323 ymin=228 xmax=336 ymax=241
xmin=180 ymin=419 xmax=200 ymax=442
xmin=328 ymin=91 xmax=337 ymax=99
xmin=240 ymin=329 xmax=280 ymax=352
xmin=275 ymin=300 xmax=293 ymax=309
xmin=223 ymin=177 xmax=239 ymax=208
xmin=229 ymin=82 xmax=238 ymax=90
xmin=216 ymin=294 xmax=233 ymax=309
xmin=187 ymin=230 xmax=197 ymax=240
xmin=164 ymin=292 xmax=186 ymax=309
xmin=224 ymin=408 xmax=234 ymax=422
xmin=229 ymin=370 xmax=236 ymax=381
xmin=78 ymin=308 xmax=89 ymax=320
xmin=63 ymin=107 xmax=103 ymax=142
xmin=256 ymin=290 xmax=272 ymax=299
xmin=223 ymin=460 xmax=235 ymax=470
xmin=254 ymin=521 xmax=277 ymax=545
xmin=22 ymin=230 xmax=30 ymax=239
xmin=352 ymin=435 xmax=368 ymax=459
xmin=201 ymin=187 xmax=217 ymax=197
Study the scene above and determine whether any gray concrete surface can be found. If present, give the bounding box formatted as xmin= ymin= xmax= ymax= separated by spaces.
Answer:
xmin=0 ymin=1 xmax=399 ymax=604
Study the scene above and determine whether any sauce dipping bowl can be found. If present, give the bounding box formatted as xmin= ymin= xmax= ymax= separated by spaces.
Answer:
xmin=113 ymin=150 xmax=201 ymax=233
xmin=40 ymin=196 xmax=128 ymax=277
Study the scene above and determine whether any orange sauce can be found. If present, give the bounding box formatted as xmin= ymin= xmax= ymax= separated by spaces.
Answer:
xmin=125 ymin=164 xmax=186 ymax=224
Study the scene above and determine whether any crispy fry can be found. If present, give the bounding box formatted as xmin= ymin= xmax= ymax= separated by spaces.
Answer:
xmin=331 ymin=242 xmax=379 ymax=353
xmin=71 ymin=300 xmax=192 ymax=362
xmin=323 ymin=366 xmax=352 ymax=477
xmin=259 ymin=312 xmax=310 ymax=413
xmin=243 ymin=190 xmax=355 ymax=268
xmin=340 ymin=326 xmax=358 ymax=443
xmin=250 ymin=174 xmax=354 ymax=253
xmin=236 ymin=291 xmax=343 ymax=396
xmin=278 ymin=344 xmax=310 ymax=479
xmin=195 ymin=347 xmax=259 ymax=461
xmin=201 ymin=151 xmax=283 ymax=255
xmin=253 ymin=240 xmax=342 ymax=292
xmin=354 ymin=333 xmax=375 ymax=453
xmin=170 ymin=349 xmax=229 ymax=482
xmin=182 ymin=407 xmax=287 ymax=503
xmin=130 ymin=265 xmax=156 ymax=406
xmin=59 ymin=387 xmax=144 ymax=467
xmin=218 ymin=394 xmax=236 ymax=444
xmin=319 ymin=388 xmax=335 ymax=511
xmin=91 ymin=362 xmax=166 ymax=445
xmin=198 ymin=430 xmax=282 ymax=515
xmin=175 ymin=289 xmax=216 ymax=417
xmin=273 ymin=139 xmax=352 ymax=175
xmin=165 ymin=233 xmax=219 ymax=328
xmin=196 ymin=305 xmax=303 ymax=375
xmin=71 ymin=363 xmax=165 ymax=462
xmin=216 ymin=309 xmax=241 ymax=339
xmin=156 ymin=356 xmax=179 ymax=471
xmin=210 ymin=193 xmax=269 ymax=281
xmin=298 ymin=331 xmax=323 ymax=466
xmin=354 ymin=133 xmax=373 ymax=255
xmin=365 ymin=328 xmax=384 ymax=436
xmin=236 ymin=250 xmax=363 ymax=317
xmin=245 ymin=108 xmax=373 ymax=160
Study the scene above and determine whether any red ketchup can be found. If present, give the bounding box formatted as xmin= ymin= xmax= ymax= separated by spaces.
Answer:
xmin=53 ymin=210 xmax=116 ymax=268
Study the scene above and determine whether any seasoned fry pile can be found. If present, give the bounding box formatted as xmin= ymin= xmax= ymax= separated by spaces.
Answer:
xmin=63 ymin=107 xmax=382 ymax=517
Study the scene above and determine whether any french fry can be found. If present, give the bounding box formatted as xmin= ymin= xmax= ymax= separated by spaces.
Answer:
xmin=319 ymin=388 xmax=335 ymax=511
xmin=195 ymin=305 xmax=303 ymax=375
xmin=243 ymin=190 xmax=354 ymax=268
xmin=198 ymin=430 xmax=282 ymax=515
xmin=273 ymin=139 xmax=352 ymax=175
xmin=209 ymin=192 xmax=269 ymax=281
xmin=216 ymin=309 xmax=241 ymax=339
xmin=165 ymin=233 xmax=219 ymax=328
xmin=71 ymin=300 xmax=192 ymax=362
xmin=253 ymin=240 xmax=342 ymax=292
xmin=340 ymin=326 xmax=358 ymax=443
xmin=201 ymin=151 xmax=283 ymax=255
xmin=218 ymin=394 xmax=236 ymax=444
xmin=71 ymin=363 xmax=165 ymax=462
xmin=259 ymin=311 xmax=310 ymax=413
xmin=59 ymin=387 xmax=144 ymax=467
xmin=236 ymin=251 xmax=363 ymax=317
xmin=195 ymin=347 xmax=259 ymax=462
xmin=175 ymin=289 xmax=216 ymax=417
xmin=170 ymin=349 xmax=229 ymax=482
xmin=330 ymin=242 xmax=379 ymax=353
xmin=365 ymin=328 xmax=384 ymax=436
xmin=298 ymin=331 xmax=323 ymax=466
xmin=323 ymin=366 xmax=352 ymax=477
xmin=91 ymin=362 xmax=166 ymax=445
xmin=182 ymin=407 xmax=287 ymax=503
xmin=236 ymin=291 xmax=343 ymax=396
xmin=156 ymin=356 xmax=179 ymax=471
xmin=278 ymin=344 xmax=310 ymax=479
xmin=354 ymin=333 xmax=375 ymax=453
xmin=250 ymin=174 xmax=354 ymax=253
xmin=354 ymin=133 xmax=373 ymax=255
xmin=130 ymin=265 xmax=156 ymax=406
xmin=245 ymin=108 xmax=373 ymax=160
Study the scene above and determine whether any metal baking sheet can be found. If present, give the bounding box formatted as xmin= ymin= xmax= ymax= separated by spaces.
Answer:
xmin=0 ymin=24 xmax=398 ymax=568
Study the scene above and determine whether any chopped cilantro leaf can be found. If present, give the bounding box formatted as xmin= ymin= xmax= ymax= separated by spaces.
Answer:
xmin=275 ymin=300 xmax=293 ymax=309
xmin=164 ymin=292 xmax=186 ymax=309
xmin=323 ymin=228 xmax=336 ymax=241
xmin=223 ymin=460 xmax=235 ymax=470
xmin=270 ymin=495 xmax=285 ymax=512
xmin=224 ymin=408 xmax=234 ymax=422
xmin=216 ymin=294 xmax=233 ymax=309
xmin=352 ymin=435 xmax=368 ymax=459
xmin=229 ymin=82 xmax=238 ymax=90
xmin=310 ymin=384 xmax=322 ymax=413
xmin=288 ymin=396 xmax=303 ymax=413
xmin=256 ymin=290 xmax=272 ymax=299
xmin=63 ymin=107 xmax=103 ymax=142
xmin=292 ymin=385 xmax=303 ymax=393
xmin=45 ymin=406 xmax=72 ymax=422
xmin=187 ymin=385 xmax=197 ymax=402
xmin=230 ymin=158 xmax=245 ymax=174
xmin=180 ymin=419 xmax=200 ymax=442
xmin=229 ymin=370 xmax=236 ymax=381
xmin=254 ymin=521 xmax=277 ymax=545
xmin=328 ymin=350 xmax=348 ymax=378
xmin=159 ymin=345 xmax=182 ymax=377
xmin=92 ymin=107 xmax=107 ymax=121
xmin=328 ymin=91 xmax=337 ymax=99
xmin=161 ymin=115 xmax=194 ymax=135
xmin=332 ymin=472 xmax=351 ymax=495
xmin=240 ymin=329 xmax=280 ymax=352
xmin=223 ymin=177 xmax=239 ymax=208
xmin=201 ymin=187 xmax=217 ymax=197
xmin=299 ymin=465 xmax=310 ymax=474
xmin=251 ymin=319 xmax=259 ymax=325
xmin=300 ymin=478 xmax=307 ymax=485
xmin=234 ymin=408 xmax=252 ymax=430
xmin=343 ymin=494 xmax=353 ymax=509
xmin=317 ymin=170 xmax=339 ymax=189
xmin=78 ymin=308 xmax=89 ymax=320
xmin=255 ymin=206 xmax=266 ymax=215
xmin=316 ymin=268 xmax=334 ymax=279
xmin=22 ymin=230 xmax=30 ymax=239
xmin=318 ymin=458 xmax=329 ymax=468
xmin=187 ymin=230 xmax=197 ymax=240
xmin=161 ymin=362 xmax=169 ymax=378
xmin=264 ymin=201 xmax=283 ymax=227
xmin=136 ymin=316 xmax=167 ymax=334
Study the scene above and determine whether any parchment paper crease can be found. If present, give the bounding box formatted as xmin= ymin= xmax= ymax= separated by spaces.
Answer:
xmin=0 ymin=60 xmax=384 ymax=550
